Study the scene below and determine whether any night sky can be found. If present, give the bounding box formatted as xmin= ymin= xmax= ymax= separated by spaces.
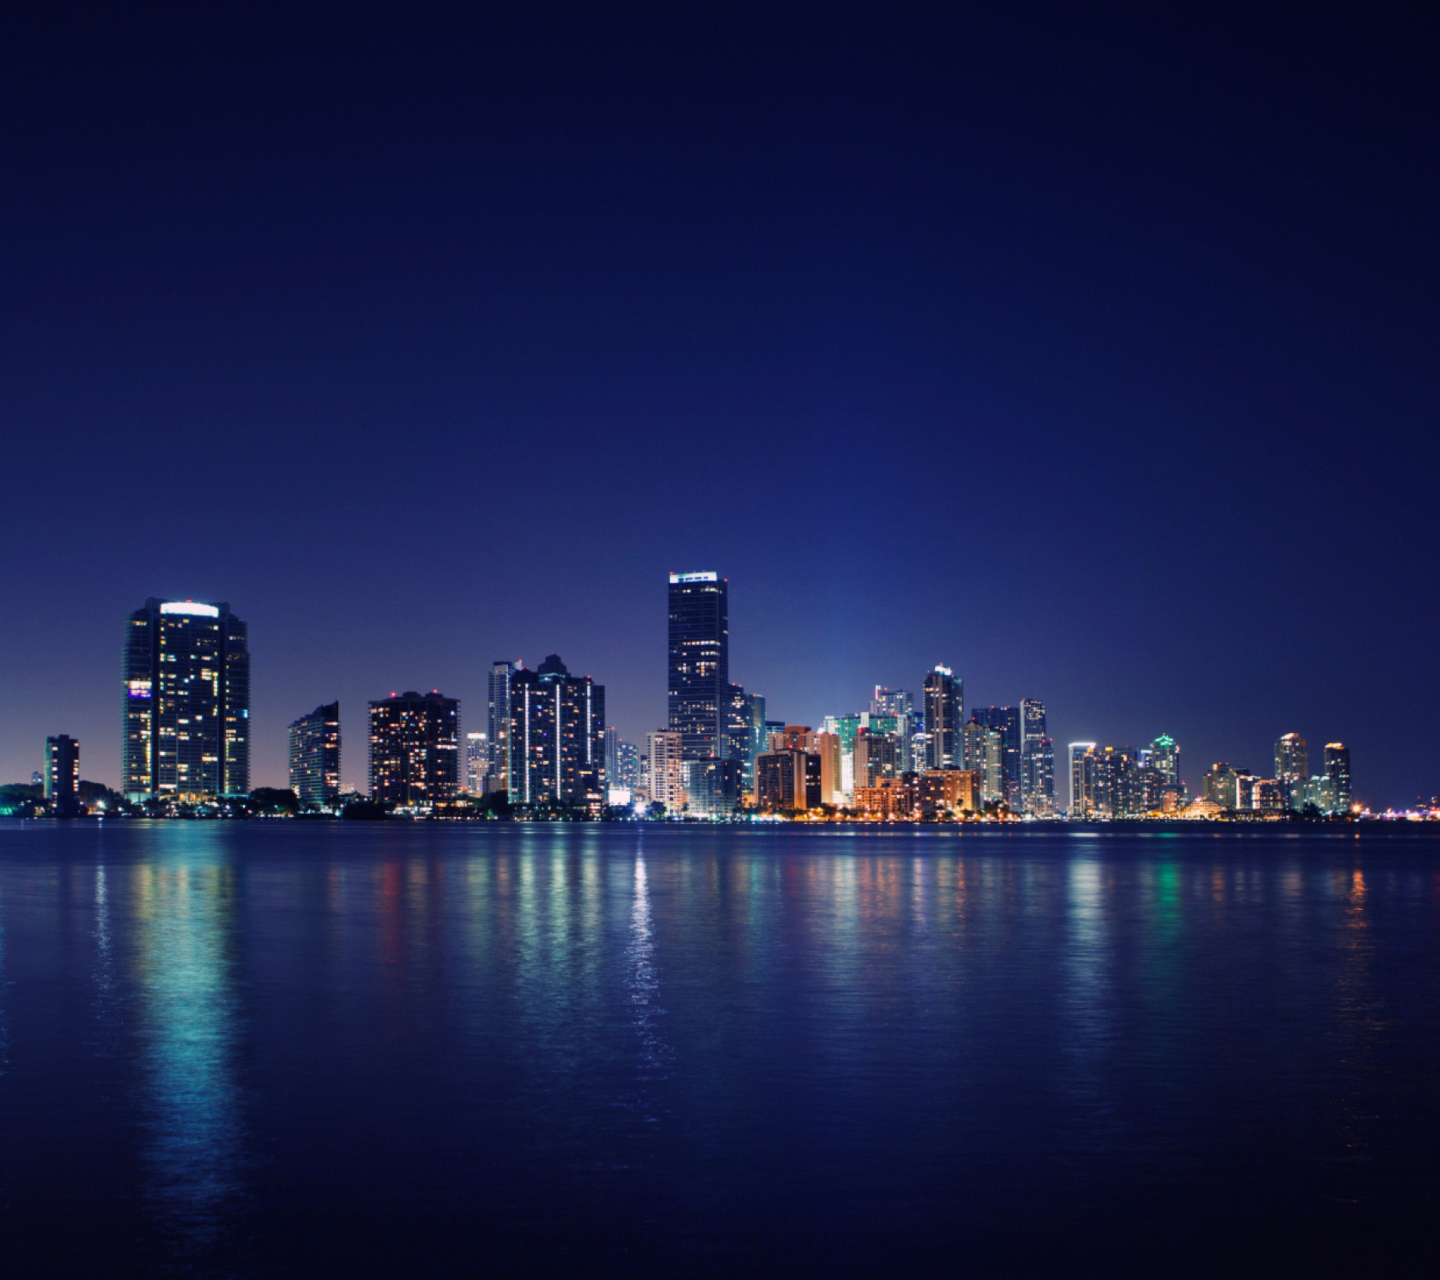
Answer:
xmin=1 ymin=4 xmax=1436 ymax=805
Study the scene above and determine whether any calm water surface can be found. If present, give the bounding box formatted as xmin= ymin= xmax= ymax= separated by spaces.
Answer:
xmin=1 ymin=822 xmax=1437 ymax=1276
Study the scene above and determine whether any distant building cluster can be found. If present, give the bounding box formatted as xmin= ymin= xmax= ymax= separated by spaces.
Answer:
xmin=2 ymin=586 xmax=1372 ymax=821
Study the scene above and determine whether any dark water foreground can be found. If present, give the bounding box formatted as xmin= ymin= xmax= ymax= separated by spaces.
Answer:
xmin=0 ymin=822 xmax=1437 ymax=1277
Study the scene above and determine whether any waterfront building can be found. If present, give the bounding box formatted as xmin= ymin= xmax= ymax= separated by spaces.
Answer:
xmin=853 ymin=727 xmax=902 ymax=789
xmin=466 ymin=731 xmax=490 ymax=794
xmin=1019 ymin=699 xmax=1055 ymax=816
xmin=508 ymin=655 xmax=605 ymax=810
xmin=962 ymin=721 xmax=1004 ymax=805
xmin=123 ymin=598 xmax=250 ymax=802
xmin=615 ymin=740 xmax=640 ymax=794
xmin=854 ymin=777 xmax=917 ymax=817
xmin=1290 ymin=775 xmax=1339 ymax=814
xmin=1069 ymin=742 xmax=1098 ymax=817
xmin=368 ymin=691 xmax=460 ymax=808
xmin=1275 ymin=732 xmax=1309 ymax=804
xmin=682 ymin=757 xmax=743 ymax=817
xmin=487 ymin=661 xmax=521 ymax=793
xmin=668 ymin=571 xmax=729 ymax=761
xmin=289 ymin=702 xmax=341 ymax=809
xmin=1324 ymin=743 xmax=1352 ymax=811
xmin=1203 ymin=763 xmax=1239 ymax=809
xmin=754 ymin=749 xmax=821 ymax=812
xmin=44 ymin=735 xmax=79 ymax=816
xmin=971 ymin=706 xmax=1021 ymax=809
xmin=814 ymin=731 xmax=842 ymax=805
xmin=917 ymin=768 xmax=979 ymax=816
xmin=646 ymin=729 xmax=685 ymax=809
xmin=1254 ymin=779 xmax=1284 ymax=811
xmin=923 ymin=666 xmax=963 ymax=768
xmin=1146 ymin=734 xmax=1181 ymax=786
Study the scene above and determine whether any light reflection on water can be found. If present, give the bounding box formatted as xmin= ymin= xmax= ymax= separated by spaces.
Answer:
xmin=0 ymin=822 xmax=1437 ymax=1276
xmin=130 ymin=833 xmax=246 ymax=1255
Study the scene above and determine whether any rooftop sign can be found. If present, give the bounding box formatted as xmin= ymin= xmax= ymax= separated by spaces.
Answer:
xmin=669 ymin=572 xmax=718 ymax=583
xmin=159 ymin=601 xmax=220 ymax=618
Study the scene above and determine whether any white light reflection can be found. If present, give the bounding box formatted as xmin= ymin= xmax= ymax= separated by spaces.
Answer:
xmin=626 ymin=850 xmax=672 ymax=1117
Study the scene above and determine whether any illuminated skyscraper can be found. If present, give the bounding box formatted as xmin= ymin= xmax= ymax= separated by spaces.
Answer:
xmin=1324 ymin=743 xmax=1351 ymax=811
xmin=923 ymin=666 xmax=963 ymax=769
xmin=288 ymin=702 xmax=341 ymax=809
xmin=962 ymin=721 xmax=1004 ymax=804
xmin=368 ymin=691 xmax=459 ymax=807
xmin=646 ymin=728 xmax=684 ymax=809
xmin=1275 ymin=732 xmax=1308 ymax=805
xmin=509 ymin=655 xmax=605 ymax=809
xmin=871 ymin=687 xmax=914 ymax=718
xmin=44 ymin=734 xmax=80 ymax=816
xmin=971 ymin=706 xmax=1021 ymax=809
xmin=1069 ymin=742 xmax=1097 ymax=817
xmin=1019 ymin=698 xmax=1055 ymax=816
xmin=668 ymin=571 xmax=729 ymax=760
xmin=488 ymin=661 xmax=521 ymax=793
xmin=1146 ymin=734 xmax=1180 ymax=786
xmin=123 ymin=598 xmax=250 ymax=802
xmin=466 ymin=731 xmax=489 ymax=794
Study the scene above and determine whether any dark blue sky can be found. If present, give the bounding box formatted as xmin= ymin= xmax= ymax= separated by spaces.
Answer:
xmin=1 ymin=3 xmax=1436 ymax=805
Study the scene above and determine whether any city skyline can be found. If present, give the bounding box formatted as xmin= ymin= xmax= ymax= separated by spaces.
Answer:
xmin=1 ymin=9 xmax=1434 ymax=807
xmin=0 ymin=580 xmax=1375 ymax=815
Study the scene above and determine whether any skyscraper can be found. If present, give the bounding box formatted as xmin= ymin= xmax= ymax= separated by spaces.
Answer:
xmin=368 ymin=691 xmax=460 ymax=808
xmin=971 ymin=706 xmax=1021 ymax=809
xmin=1324 ymin=743 xmax=1352 ymax=812
xmin=123 ymin=598 xmax=250 ymax=802
xmin=1019 ymin=698 xmax=1055 ymax=816
xmin=1147 ymin=734 xmax=1181 ymax=787
xmin=667 ymin=572 xmax=728 ymax=761
xmin=962 ymin=721 xmax=1004 ymax=804
xmin=466 ymin=731 xmax=489 ymax=794
xmin=1069 ymin=742 xmax=1098 ymax=817
xmin=487 ymin=661 xmax=520 ymax=793
xmin=1275 ymin=732 xmax=1308 ymax=805
xmin=44 ymin=734 xmax=79 ymax=816
xmin=923 ymin=666 xmax=963 ymax=769
xmin=288 ymin=702 xmax=341 ymax=810
xmin=646 ymin=728 xmax=684 ymax=809
xmin=508 ymin=655 xmax=605 ymax=809
xmin=871 ymin=687 xmax=914 ymax=718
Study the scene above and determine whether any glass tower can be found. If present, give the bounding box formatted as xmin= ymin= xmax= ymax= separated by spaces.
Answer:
xmin=123 ymin=598 xmax=250 ymax=802
xmin=668 ymin=572 xmax=729 ymax=761
xmin=923 ymin=666 xmax=963 ymax=769
xmin=368 ymin=691 xmax=460 ymax=808
xmin=488 ymin=661 xmax=520 ymax=793
xmin=288 ymin=701 xmax=341 ymax=809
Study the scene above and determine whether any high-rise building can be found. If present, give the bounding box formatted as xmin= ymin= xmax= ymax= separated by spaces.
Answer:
xmin=853 ymin=727 xmax=902 ymax=788
xmin=1324 ymin=743 xmax=1352 ymax=812
xmin=368 ymin=691 xmax=460 ymax=808
xmin=682 ymin=758 xmax=743 ymax=817
xmin=613 ymin=739 xmax=641 ymax=798
xmin=466 ymin=731 xmax=490 ymax=794
xmin=814 ymin=731 xmax=842 ymax=805
xmin=1069 ymin=742 xmax=1098 ymax=817
xmin=971 ymin=707 xmax=1021 ymax=809
xmin=1203 ymin=762 xmax=1239 ymax=809
xmin=509 ymin=655 xmax=605 ymax=809
xmin=44 ymin=735 xmax=80 ymax=816
xmin=487 ymin=661 xmax=520 ymax=794
xmin=923 ymin=666 xmax=963 ymax=768
xmin=962 ymin=721 xmax=1004 ymax=804
xmin=289 ymin=702 xmax=341 ymax=810
xmin=1019 ymin=699 xmax=1055 ymax=816
xmin=1275 ymin=733 xmax=1308 ymax=789
xmin=871 ymin=687 xmax=915 ymax=718
xmin=646 ymin=729 xmax=684 ymax=809
xmin=754 ymin=749 xmax=821 ymax=812
xmin=1147 ymin=734 xmax=1181 ymax=787
xmin=668 ymin=572 xmax=728 ymax=761
xmin=123 ymin=598 xmax=250 ymax=802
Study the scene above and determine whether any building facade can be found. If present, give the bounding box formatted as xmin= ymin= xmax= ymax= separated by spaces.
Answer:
xmin=1019 ymin=698 xmax=1055 ymax=816
xmin=288 ymin=701 xmax=341 ymax=810
xmin=368 ymin=691 xmax=459 ymax=807
xmin=487 ymin=661 xmax=520 ymax=793
xmin=1275 ymin=733 xmax=1308 ymax=803
xmin=754 ymin=749 xmax=821 ymax=812
xmin=645 ymin=729 xmax=684 ymax=809
xmin=466 ymin=731 xmax=489 ymax=794
xmin=667 ymin=572 xmax=729 ymax=761
xmin=123 ymin=598 xmax=250 ymax=802
xmin=508 ymin=655 xmax=605 ymax=810
xmin=1324 ymin=743 xmax=1352 ymax=811
xmin=45 ymin=734 xmax=80 ymax=816
xmin=923 ymin=666 xmax=963 ymax=769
